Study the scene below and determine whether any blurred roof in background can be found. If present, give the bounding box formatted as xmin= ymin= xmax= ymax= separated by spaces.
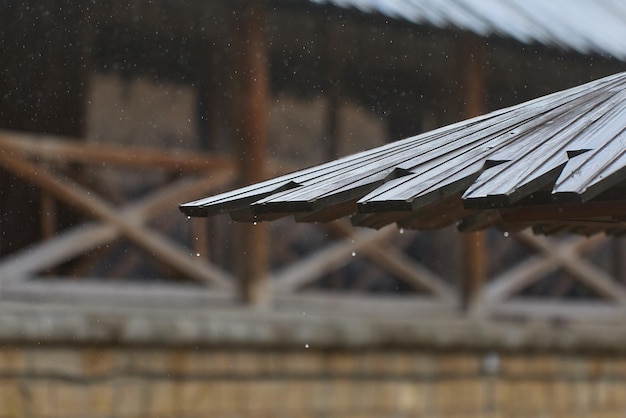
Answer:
xmin=308 ymin=0 xmax=626 ymax=59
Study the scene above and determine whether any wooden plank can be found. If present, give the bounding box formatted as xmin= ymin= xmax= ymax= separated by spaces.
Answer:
xmin=499 ymin=200 xmax=626 ymax=223
xmin=490 ymin=298 xmax=626 ymax=322
xmin=350 ymin=211 xmax=415 ymax=229
xmin=0 ymin=152 xmax=235 ymax=288
xmin=0 ymin=131 xmax=233 ymax=172
xmin=463 ymin=83 xmax=626 ymax=207
xmin=0 ymin=279 xmax=457 ymax=320
xmin=552 ymin=95 xmax=626 ymax=197
xmin=294 ymin=200 xmax=358 ymax=223
xmin=457 ymin=210 xmax=502 ymax=232
xmin=397 ymin=193 xmax=470 ymax=230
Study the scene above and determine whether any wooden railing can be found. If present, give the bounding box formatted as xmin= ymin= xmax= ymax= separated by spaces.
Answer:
xmin=1 ymin=130 xmax=626 ymax=324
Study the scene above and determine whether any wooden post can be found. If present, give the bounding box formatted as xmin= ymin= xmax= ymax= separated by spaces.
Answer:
xmin=458 ymin=34 xmax=487 ymax=312
xmin=231 ymin=3 xmax=270 ymax=306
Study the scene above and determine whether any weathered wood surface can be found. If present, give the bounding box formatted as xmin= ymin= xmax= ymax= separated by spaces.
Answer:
xmin=181 ymin=72 xmax=626 ymax=236
xmin=3 ymin=282 xmax=626 ymax=349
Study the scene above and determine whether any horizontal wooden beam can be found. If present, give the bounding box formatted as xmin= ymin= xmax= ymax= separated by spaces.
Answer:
xmin=0 ymin=130 xmax=234 ymax=172
xmin=1 ymin=283 xmax=626 ymax=350
xmin=500 ymin=200 xmax=626 ymax=223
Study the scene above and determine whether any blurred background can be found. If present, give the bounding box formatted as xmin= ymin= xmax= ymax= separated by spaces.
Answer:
xmin=1 ymin=0 xmax=626 ymax=416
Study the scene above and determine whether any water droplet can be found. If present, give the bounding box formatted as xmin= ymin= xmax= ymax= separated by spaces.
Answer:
xmin=503 ymin=231 xmax=509 ymax=238
xmin=196 ymin=253 xmax=200 ymax=257
xmin=304 ymin=344 xmax=310 ymax=349
xmin=399 ymin=228 xmax=404 ymax=234
xmin=253 ymin=222 xmax=257 ymax=226
xmin=351 ymin=251 xmax=356 ymax=257
xmin=186 ymin=216 xmax=191 ymax=220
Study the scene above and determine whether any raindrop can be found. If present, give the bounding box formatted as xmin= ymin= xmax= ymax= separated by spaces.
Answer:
xmin=399 ymin=228 xmax=405 ymax=234
xmin=196 ymin=253 xmax=200 ymax=257
xmin=503 ymin=231 xmax=509 ymax=238
xmin=304 ymin=344 xmax=310 ymax=349
xmin=186 ymin=216 xmax=191 ymax=220
xmin=351 ymin=251 xmax=356 ymax=257
xmin=253 ymin=222 xmax=257 ymax=226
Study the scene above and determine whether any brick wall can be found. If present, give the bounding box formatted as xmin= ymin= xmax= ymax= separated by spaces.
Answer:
xmin=0 ymin=346 xmax=625 ymax=418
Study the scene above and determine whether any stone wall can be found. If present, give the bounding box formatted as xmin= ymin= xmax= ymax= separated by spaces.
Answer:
xmin=1 ymin=345 xmax=625 ymax=418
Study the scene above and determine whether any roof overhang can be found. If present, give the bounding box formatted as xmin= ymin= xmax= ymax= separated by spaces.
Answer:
xmin=181 ymin=71 xmax=626 ymax=236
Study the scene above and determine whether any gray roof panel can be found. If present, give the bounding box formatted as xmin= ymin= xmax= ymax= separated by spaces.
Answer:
xmin=309 ymin=0 xmax=626 ymax=59
xmin=181 ymin=71 xmax=626 ymax=235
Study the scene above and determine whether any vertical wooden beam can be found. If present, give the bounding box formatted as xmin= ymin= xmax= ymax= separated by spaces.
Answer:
xmin=231 ymin=3 xmax=270 ymax=306
xmin=457 ymin=34 xmax=487 ymax=312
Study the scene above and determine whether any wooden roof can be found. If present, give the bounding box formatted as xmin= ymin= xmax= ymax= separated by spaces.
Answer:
xmin=181 ymin=71 xmax=626 ymax=236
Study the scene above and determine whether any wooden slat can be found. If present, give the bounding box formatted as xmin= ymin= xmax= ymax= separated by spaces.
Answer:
xmin=0 ymin=131 xmax=234 ymax=172
xmin=500 ymin=200 xmax=626 ymax=223
xmin=463 ymin=87 xmax=626 ymax=207
xmin=350 ymin=211 xmax=414 ymax=229
xmin=552 ymin=97 xmax=626 ymax=200
xmin=397 ymin=193 xmax=470 ymax=230
xmin=490 ymin=298 xmax=626 ymax=322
